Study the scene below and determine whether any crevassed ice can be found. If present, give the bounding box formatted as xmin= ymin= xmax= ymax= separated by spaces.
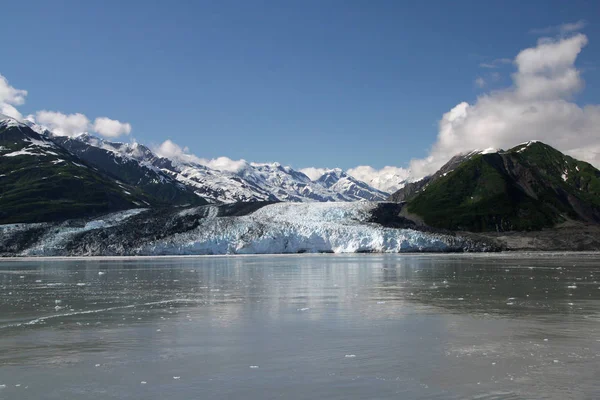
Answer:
xmin=141 ymin=202 xmax=460 ymax=255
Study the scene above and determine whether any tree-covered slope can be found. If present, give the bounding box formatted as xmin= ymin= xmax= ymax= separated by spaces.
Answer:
xmin=390 ymin=142 xmax=600 ymax=232
xmin=0 ymin=120 xmax=154 ymax=223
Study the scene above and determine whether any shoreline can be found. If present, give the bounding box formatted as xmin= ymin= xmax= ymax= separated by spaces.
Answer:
xmin=1 ymin=250 xmax=599 ymax=261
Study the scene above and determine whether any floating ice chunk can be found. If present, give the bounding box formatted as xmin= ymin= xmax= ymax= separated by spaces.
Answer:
xmin=0 ymin=384 xmax=5 ymax=389
xmin=140 ymin=381 xmax=147 ymax=385
xmin=543 ymin=338 xmax=549 ymax=342
xmin=35 ymin=280 xmax=42 ymax=283
xmin=567 ymin=285 xmax=577 ymax=289
xmin=297 ymin=308 xmax=310 ymax=311
xmin=553 ymin=359 xmax=559 ymax=363
xmin=76 ymin=283 xmax=86 ymax=286
xmin=98 ymin=271 xmax=106 ymax=276
xmin=345 ymin=354 xmax=356 ymax=358
xmin=173 ymin=376 xmax=181 ymax=380
xmin=95 ymin=364 xmax=101 ymax=367
xmin=457 ymin=298 xmax=464 ymax=301
xmin=249 ymin=366 xmax=259 ymax=369
xmin=377 ymin=301 xmax=386 ymax=304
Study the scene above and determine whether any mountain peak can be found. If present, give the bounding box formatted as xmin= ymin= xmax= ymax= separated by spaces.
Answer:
xmin=0 ymin=113 xmax=28 ymax=129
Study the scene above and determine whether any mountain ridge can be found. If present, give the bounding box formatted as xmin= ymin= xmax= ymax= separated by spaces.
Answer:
xmin=47 ymin=128 xmax=390 ymax=204
xmin=1 ymin=114 xmax=392 ymax=225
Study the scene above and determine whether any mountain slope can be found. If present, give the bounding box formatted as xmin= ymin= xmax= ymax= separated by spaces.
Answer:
xmin=389 ymin=142 xmax=600 ymax=232
xmin=0 ymin=116 xmax=152 ymax=223
xmin=53 ymin=134 xmax=207 ymax=206
xmin=59 ymin=133 xmax=389 ymax=203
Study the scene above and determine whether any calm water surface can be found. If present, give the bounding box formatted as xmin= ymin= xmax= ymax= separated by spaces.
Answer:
xmin=1 ymin=253 xmax=599 ymax=399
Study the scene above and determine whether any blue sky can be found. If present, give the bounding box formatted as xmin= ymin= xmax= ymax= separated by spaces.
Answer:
xmin=1 ymin=0 xmax=600 ymax=176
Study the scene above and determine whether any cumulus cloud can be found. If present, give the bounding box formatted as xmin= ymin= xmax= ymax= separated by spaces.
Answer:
xmin=93 ymin=117 xmax=132 ymax=138
xmin=408 ymin=32 xmax=600 ymax=178
xmin=154 ymin=139 xmax=202 ymax=164
xmin=299 ymin=167 xmax=327 ymax=180
xmin=203 ymin=156 xmax=249 ymax=172
xmin=34 ymin=111 xmax=91 ymax=137
xmin=0 ymin=74 xmax=27 ymax=120
xmin=153 ymin=139 xmax=250 ymax=172
xmin=346 ymin=165 xmax=410 ymax=193
xmin=0 ymin=72 xmax=132 ymax=138
xmin=530 ymin=20 xmax=587 ymax=35
xmin=29 ymin=111 xmax=133 ymax=138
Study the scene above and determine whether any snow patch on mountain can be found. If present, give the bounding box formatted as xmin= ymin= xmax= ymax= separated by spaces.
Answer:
xmin=315 ymin=168 xmax=389 ymax=201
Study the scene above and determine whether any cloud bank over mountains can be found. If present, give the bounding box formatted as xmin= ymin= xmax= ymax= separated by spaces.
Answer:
xmin=0 ymin=74 xmax=131 ymax=139
xmin=406 ymin=30 xmax=600 ymax=179
xmin=2 ymin=23 xmax=600 ymax=192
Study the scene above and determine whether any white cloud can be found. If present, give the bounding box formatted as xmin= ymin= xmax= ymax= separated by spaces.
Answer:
xmin=300 ymin=167 xmax=327 ymax=180
xmin=154 ymin=139 xmax=202 ymax=164
xmin=93 ymin=117 xmax=132 ymax=137
xmin=34 ymin=111 xmax=91 ymax=137
xmin=475 ymin=77 xmax=486 ymax=88
xmin=32 ymin=112 xmax=133 ymax=138
xmin=530 ymin=20 xmax=587 ymax=35
xmin=203 ymin=156 xmax=249 ymax=172
xmin=0 ymin=72 xmax=132 ymax=138
xmin=0 ymin=104 xmax=23 ymax=120
xmin=409 ymin=33 xmax=600 ymax=178
xmin=154 ymin=140 xmax=251 ymax=173
xmin=479 ymin=58 xmax=512 ymax=69
xmin=346 ymin=165 xmax=410 ymax=193
xmin=0 ymin=74 xmax=27 ymax=120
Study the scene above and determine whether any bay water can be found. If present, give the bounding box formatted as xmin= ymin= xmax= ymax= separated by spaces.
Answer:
xmin=1 ymin=253 xmax=599 ymax=399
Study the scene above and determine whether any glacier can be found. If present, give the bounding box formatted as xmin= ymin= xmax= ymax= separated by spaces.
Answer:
xmin=1 ymin=202 xmax=494 ymax=256
xmin=141 ymin=202 xmax=459 ymax=255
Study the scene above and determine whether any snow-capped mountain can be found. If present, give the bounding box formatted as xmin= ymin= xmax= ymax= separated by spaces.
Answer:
xmin=2 ymin=113 xmax=392 ymax=204
xmin=315 ymin=168 xmax=389 ymax=201
xmin=53 ymin=133 xmax=206 ymax=207
xmin=50 ymin=131 xmax=391 ymax=203
xmin=0 ymin=114 xmax=159 ymax=224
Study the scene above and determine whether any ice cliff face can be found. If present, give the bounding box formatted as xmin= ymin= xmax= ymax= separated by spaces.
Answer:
xmin=1 ymin=202 xmax=496 ymax=256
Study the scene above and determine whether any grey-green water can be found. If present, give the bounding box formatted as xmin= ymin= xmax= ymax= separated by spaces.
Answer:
xmin=1 ymin=253 xmax=599 ymax=399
